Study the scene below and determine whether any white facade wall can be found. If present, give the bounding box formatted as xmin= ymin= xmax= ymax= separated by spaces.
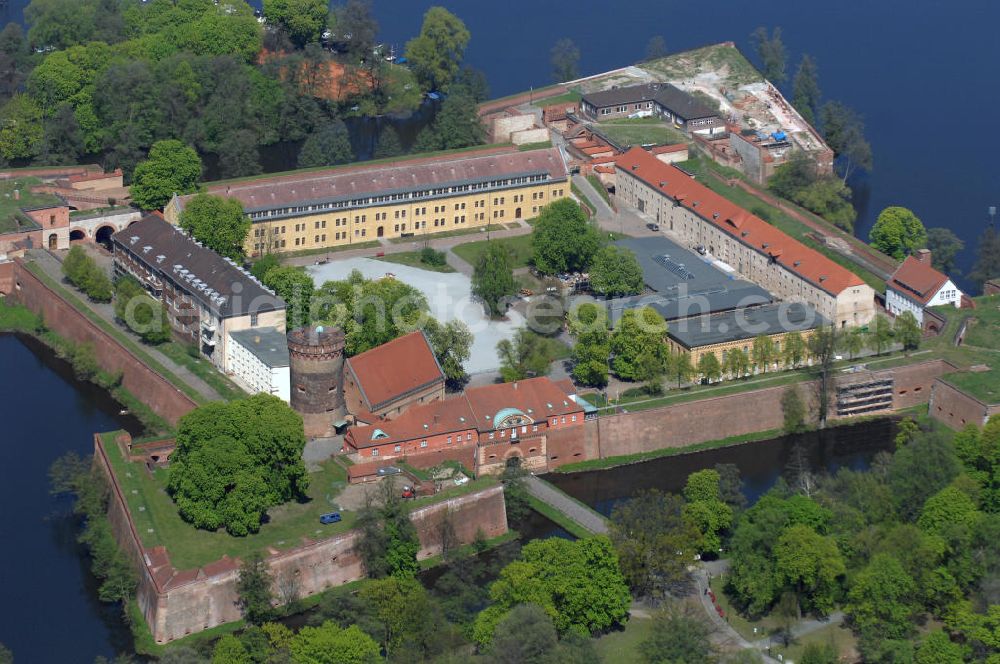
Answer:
xmin=886 ymin=279 xmax=961 ymax=326
xmin=225 ymin=333 xmax=290 ymax=402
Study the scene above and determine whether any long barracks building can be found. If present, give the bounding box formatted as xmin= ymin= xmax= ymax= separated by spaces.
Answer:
xmin=615 ymin=147 xmax=875 ymax=328
xmin=164 ymin=147 xmax=570 ymax=257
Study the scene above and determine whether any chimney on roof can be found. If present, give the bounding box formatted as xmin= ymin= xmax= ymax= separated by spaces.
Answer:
xmin=433 ymin=413 xmax=440 ymax=423
xmin=914 ymin=248 xmax=932 ymax=264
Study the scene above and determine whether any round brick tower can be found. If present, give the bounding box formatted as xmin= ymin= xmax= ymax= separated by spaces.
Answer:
xmin=287 ymin=325 xmax=346 ymax=437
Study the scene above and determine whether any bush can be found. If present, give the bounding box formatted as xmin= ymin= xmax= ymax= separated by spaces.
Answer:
xmin=62 ymin=246 xmax=112 ymax=302
xmin=113 ymin=275 xmax=172 ymax=345
xmin=420 ymin=246 xmax=448 ymax=267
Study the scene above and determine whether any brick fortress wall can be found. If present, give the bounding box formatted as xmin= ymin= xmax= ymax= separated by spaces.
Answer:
xmin=570 ymin=360 xmax=953 ymax=463
xmin=9 ymin=259 xmax=198 ymax=425
xmin=94 ymin=434 xmax=507 ymax=644
xmin=929 ymin=378 xmax=1000 ymax=429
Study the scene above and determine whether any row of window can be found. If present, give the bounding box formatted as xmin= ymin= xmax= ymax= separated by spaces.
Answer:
xmin=247 ymin=174 xmax=553 ymax=220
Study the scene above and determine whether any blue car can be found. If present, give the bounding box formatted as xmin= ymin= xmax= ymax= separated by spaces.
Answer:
xmin=319 ymin=512 xmax=342 ymax=524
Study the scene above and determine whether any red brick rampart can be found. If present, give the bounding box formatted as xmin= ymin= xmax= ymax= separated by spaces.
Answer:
xmin=10 ymin=258 xmax=198 ymax=425
xmin=93 ymin=433 xmax=508 ymax=644
xmin=929 ymin=378 xmax=1000 ymax=429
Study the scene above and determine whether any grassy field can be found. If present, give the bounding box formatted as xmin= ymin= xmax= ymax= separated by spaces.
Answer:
xmin=157 ymin=342 xmax=246 ymax=401
xmin=0 ymin=297 xmax=42 ymax=332
xmin=677 ymin=157 xmax=887 ymax=292
xmin=929 ymin=294 xmax=1000 ymax=404
xmin=597 ymin=119 xmax=688 ymax=147
xmin=26 ymin=263 xmax=208 ymax=405
xmin=642 ymin=42 xmax=763 ymax=87
xmin=531 ymin=90 xmax=581 ymax=108
xmin=0 ymin=178 xmax=60 ymax=233
xmin=276 ymin=240 xmax=381 ymax=260
xmin=593 ymin=615 xmax=656 ymax=663
xmin=376 ymin=250 xmax=455 ymax=273
xmin=452 ymin=233 xmax=535 ymax=269
xmin=517 ymin=140 xmax=553 ymax=151
xmin=103 ymin=432 xmax=356 ymax=569
xmin=387 ymin=226 xmax=488 ymax=244
xmin=586 ymin=174 xmax=612 ymax=205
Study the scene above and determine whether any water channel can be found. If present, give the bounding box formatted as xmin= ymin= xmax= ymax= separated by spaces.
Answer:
xmin=0 ymin=331 xmax=898 ymax=659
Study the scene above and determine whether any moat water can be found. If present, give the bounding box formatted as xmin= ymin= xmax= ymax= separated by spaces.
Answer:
xmin=0 ymin=332 xmax=897 ymax=659
xmin=0 ymin=334 xmax=141 ymax=662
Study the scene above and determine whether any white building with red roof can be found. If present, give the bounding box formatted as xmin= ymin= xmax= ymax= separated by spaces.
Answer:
xmin=885 ymin=249 xmax=962 ymax=325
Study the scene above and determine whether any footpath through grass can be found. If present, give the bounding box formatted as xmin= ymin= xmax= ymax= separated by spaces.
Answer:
xmin=25 ymin=262 xmax=207 ymax=405
xmin=157 ymin=342 xmax=246 ymax=401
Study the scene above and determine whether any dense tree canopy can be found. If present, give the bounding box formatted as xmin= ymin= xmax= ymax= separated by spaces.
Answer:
xmin=423 ymin=318 xmax=473 ymax=389
xmin=610 ymin=306 xmax=668 ymax=381
xmin=262 ymin=266 xmax=316 ymax=330
xmin=179 ymin=193 xmax=250 ymax=260
xmin=869 ymin=206 xmax=928 ymax=261
xmin=472 ymin=242 xmax=517 ymax=318
xmin=589 ymin=245 xmax=643 ymax=297
xmin=750 ymin=26 xmax=787 ymax=83
xmin=297 ymin=120 xmax=354 ymax=169
xmin=497 ymin=329 xmax=560 ymax=382
xmin=532 ymin=199 xmax=601 ymax=275
xmin=473 ymin=536 xmax=630 ymax=645
xmin=130 ymin=139 xmax=202 ymax=210
xmin=264 ymin=0 xmax=328 ymax=48
xmin=550 ymin=38 xmax=580 ymax=82
xmin=404 ymin=6 xmax=470 ymax=93
xmin=168 ymin=394 xmax=308 ymax=536
xmin=768 ymin=152 xmax=857 ymax=231
xmin=926 ymin=227 xmax=964 ymax=274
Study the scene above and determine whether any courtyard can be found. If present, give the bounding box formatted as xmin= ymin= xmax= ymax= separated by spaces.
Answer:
xmin=308 ymin=257 xmax=526 ymax=374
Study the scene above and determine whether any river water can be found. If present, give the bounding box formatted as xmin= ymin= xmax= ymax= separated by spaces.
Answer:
xmin=0 ymin=335 xmax=141 ymax=663
xmin=3 ymin=1 xmax=996 ymax=288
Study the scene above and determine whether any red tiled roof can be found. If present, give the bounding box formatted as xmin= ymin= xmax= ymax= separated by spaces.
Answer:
xmin=346 ymin=331 xmax=444 ymax=410
xmin=594 ymin=166 xmax=615 ymax=174
xmin=651 ymin=143 xmax=688 ymax=155
xmin=888 ymin=256 xmax=950 ymax=306
xmin=345 ymin=377 xmax=584 ymax=448
xmin=346 ymin=396 xmax=475 ymax=448
xmin=463 ymin=377 xmax=582 ymax=432
xmin=615 ymin=147 xmax=865 ymax=296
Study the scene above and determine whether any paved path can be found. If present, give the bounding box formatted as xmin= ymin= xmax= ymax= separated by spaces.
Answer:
xmin=522 ymin=475 xmax=608 ymax=534
xmin=28 ymin=249 xmax=225 ymax=402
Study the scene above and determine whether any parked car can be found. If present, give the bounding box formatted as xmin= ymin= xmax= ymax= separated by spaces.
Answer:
xmin=319 ymin=512 xmax=342 ymax=524
xmin=376 ymin=466 xmax=402 ymax=476
xmin=646 ymin=222 xmax=660 ymax=231
xmin=453 ymin=475 xmax=470 ymax=486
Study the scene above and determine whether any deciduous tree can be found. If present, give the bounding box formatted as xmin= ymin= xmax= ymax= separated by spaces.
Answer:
xmin=644 ymin=35 xmax=668 ymax=61
xmin=609 ymin=307 xmax=667 ymax=381
xmin=926 ymin=227 xmax=964 ymax=274
xmin=867 ymin=314 xmax=894 ymax=356
xmin=289 ymin=622 xmax=380 ymax=664
xmin=640 ymin=604 xmax=714 ymax=664
xmin=550 ymin=38 xmax=580 ymax=82
xmin=531 ymin=199 xmax=600 ymax=275
xmin=236 ymin=552 xmax=275 ymax=625
xmin=782 ymin=386 xmax=808 ymax=433
xmin=869 ymin=206 xmax=928 ymax=261
xmin=497 ymin=329 xmax=559 ymax=382
xmin=297 ymin=119 xmax=354 ymax=168
xmin=970 ymin=225 xmax=1000 ymax=289
xmin=774 ymin=523 xmax=845 ymax=614
xmin=697 ymin=352 xmax=722 ymax=383
xmin=751 ymin=334 xmax=776 ymax=374
xmin=264 ymin=0 xmax=328 ymax=48
xmin=846 ymin=553 xmax=917 ymax=642
xmin=820 ymin=100 xmax=873 ymax=182
xmin=472 ymin=242 xmax=517 ymax=318
xmin=130 ymin=139 xmax=202 ymax=210
xmin=750 ymin=26 xmax=787 ymax=83
xmin=423 ymin=318 xmax=472 ymax=390
xmin=791 ymin=54 xmax=821 ymax=125
xmin=782 ymin=331 xmax=806 ymax=368
xmin=589 ymin=245 xmax=643 ymax=296
xmin=895 ymin=310 xmax=922 ymax=352
xmin=404 ymin=7 xmax=470 ymax=93
xmin=179 ymin=193 xmax=250 ymax=261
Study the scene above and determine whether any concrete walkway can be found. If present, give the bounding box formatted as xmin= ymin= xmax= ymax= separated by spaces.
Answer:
xmin=28 ymin=249 xmax=225 ymax=403
xmin=523 ymin=475 xmax=608 ymax=534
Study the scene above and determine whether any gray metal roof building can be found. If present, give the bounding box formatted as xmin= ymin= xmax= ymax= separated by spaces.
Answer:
xmin=606 ymin=236 xmax=772 ymax=323
xmin=228 ymin=328 xmax=290 ymax=368
xmin=668 ymin=302 xmax=828 ymax=349
xmin=581 ymin=83 xmax=719 ymax=121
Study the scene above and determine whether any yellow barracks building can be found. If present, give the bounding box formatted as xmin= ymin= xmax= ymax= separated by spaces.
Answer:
xmin=164 ymin=147 xmax=570 ymax=257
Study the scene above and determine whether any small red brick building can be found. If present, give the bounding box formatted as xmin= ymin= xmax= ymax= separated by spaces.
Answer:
xmin=343 ymin=330 xmax=445 ymax=419
xmin=343 ymin=376 xmax=586 ymax=474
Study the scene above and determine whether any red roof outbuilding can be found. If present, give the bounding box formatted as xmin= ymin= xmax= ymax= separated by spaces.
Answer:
xmin=345 ymin=331 xmax=444 ymax=411
xmin=887 ymin=255 xmax=950 ymax=306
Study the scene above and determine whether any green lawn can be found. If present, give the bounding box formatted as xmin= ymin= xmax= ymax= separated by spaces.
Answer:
xmin=593 ymin=614 xmax=656 ymax=664
xmin=277 ymin=240 xmax=381 ymax=260
xmin=102 ymin=432 xmax=355 ymax=570
xmin=930 ymin=294 xmax=1000 ymax=404
xmin=597 ymin=120 xmax=688 ymax=148
xmin=517 ymin=140 xmax=553 ymax=151
xmin=387 ymin=225 xmax=488 ymax=244
xmin=586 ymin=175 xmax=612 ymax=205
xmin=376 ymin=250 xmax=455 ymax=273
xmin=452 ymin=233 xmax=535 ymax=269
xmin=0 ymin=297 xmax=42 ymax=332
xmin=157 ymin=342 xmax=247 ymax=401
xmin=531 ymin=90 xmax=582 ymax=108
xmin=0 ymin=178 xmax=61 ymax=233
